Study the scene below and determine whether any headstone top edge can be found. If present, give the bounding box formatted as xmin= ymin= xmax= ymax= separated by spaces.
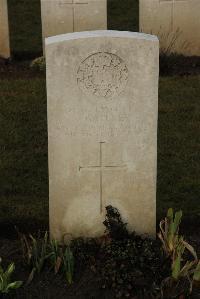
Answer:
xmin=45 ymin=30 xmax=159 ymax=46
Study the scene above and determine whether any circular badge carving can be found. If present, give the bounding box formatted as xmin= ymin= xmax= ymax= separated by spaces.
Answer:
xmin=77 ymin=52 xmax=128 ymax=98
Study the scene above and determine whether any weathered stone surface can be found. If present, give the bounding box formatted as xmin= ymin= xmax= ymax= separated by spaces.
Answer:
xmin=46 ymin=30 xmax=159 ymax=241
xmin=0 ymin=0 xmax=10 ymax=58
xmin=41 ymin=0 xmax=107 ymax=50
xmin=140 ymin=0 xmax=200 ymax=56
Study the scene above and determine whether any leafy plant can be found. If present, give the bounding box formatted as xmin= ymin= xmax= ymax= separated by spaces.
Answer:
xmin=49 ymin=239 xmax=63 ymax=274
xmin=49 ymin=239 xmax=75 ymax=284
xmin=103 ymin=205 xmax=129 ymax=240
xmin=19 ymin=230 xmax=76 ymax=285
xmin=171 ymin=239 xmax=197 ymax=282
xmin=158 ymin=208 xmax=197 ymax=260
xmin=158 ymin=208 xmax=182 ymax=257
xmin=158 ymin=209 xmax=199 ymax=298
xmin=0 ymin=258 xmax=22 ymax=294
xmin=193 ymin=261 xmax=200 ymax=283
xmin=63 ymin=246 xmax=74 ymax=285
xmin=20 ymin=231 xmax=52 ymax=283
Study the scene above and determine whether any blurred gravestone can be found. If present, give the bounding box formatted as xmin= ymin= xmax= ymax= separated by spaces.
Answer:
xmin=0 ymin=0 xmax=10 ymax=59
xmin=41 ymin=0 xmax=107 ymax=51
xmin=140 ymin=0 xmax=200 ymax=56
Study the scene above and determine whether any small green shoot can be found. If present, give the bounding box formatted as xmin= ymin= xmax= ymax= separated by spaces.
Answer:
xmin=0 ymin=258 xmax=22 ymax=294
xmin=20 ymin=232 xmax=52 ymax=284
xmin=63 ymin=246 xmax=74 ymax=285
xmin=49 ymin=239 xmax=62 ymax=274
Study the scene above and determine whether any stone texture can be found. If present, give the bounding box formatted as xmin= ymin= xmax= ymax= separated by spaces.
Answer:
xmin=41 ymin=0 xmax=107 ymax=51
xmin=140 ymin=0 xmax=200 ymax=56
xmin=46 ymin=30 xmax=159 ymax=241
xmin=0 ymin=0 xmax=10 ymax=59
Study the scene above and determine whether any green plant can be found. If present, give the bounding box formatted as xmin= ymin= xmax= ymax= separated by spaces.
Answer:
xmin=49 ymin=239 xmax=63 ymax=274
xmin=172 ymin=242 xmax=192 ymax=281
xmin=30 ymin=56 xmax=45 ymax=71
xmin=20 ymin=231 xmax=52 ymax=283
xmin=168 ymin=240 xmax=198 ymax=297
xmin=63 ymin=246 xmax=74 ymax=285
xmin=193 ymin=261 xmax=200 ymax=283
xmin=158 ymin=208 xmax=183 ymax=257
xmin=159 ymin=209 xmax=199 ymax=298
xmin=158 ymin=208 xmax=197 ymax=260
xmin=20 ymin=230 xmax=76 ymax=285
xmin=0 ymin=258 xmax=22 ymax=294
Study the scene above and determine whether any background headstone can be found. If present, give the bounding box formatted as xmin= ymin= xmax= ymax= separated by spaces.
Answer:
xmin=46 ymin=30 xmax=159 ymax=241
xmin=0 ymin=0 xmax=10 ymax=59
xmin=41 ymin=0 xmax=107 ymax=51
xmin=140 ymin=0 xmax=200 ymax=56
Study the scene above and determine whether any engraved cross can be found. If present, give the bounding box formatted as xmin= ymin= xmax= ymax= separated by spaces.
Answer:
xmin=160 ymin=0 xmax=188 ymax=30
xmin=59 ymin=0 xmax=88 ymax=31
xmin=79 ymin=142 xmax=127 ymax=213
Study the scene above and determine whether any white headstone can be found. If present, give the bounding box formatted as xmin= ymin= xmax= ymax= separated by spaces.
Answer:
xmin=41 ymin=0 xmax=107 ymax=51
xmin=140 ymin=0 xmax=200 ymax=56
xmin=0 ymin=0 xmax=10 ymax=59
xmin=46 ymin=30 xmax=159 ymax=241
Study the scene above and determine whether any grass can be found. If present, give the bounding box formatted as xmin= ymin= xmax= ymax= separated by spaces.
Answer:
xmin=158 ymin=76 xmax=200 ymax=219
xmin=108 ymin=0 xmax=139 ymax=32
xmin=0 ymin=0 xmax=199 ymax=231
xmin=8 ymin=0 xmax=42 ymax=58
xmin=0 ymin=76 xmax=48 ymax=230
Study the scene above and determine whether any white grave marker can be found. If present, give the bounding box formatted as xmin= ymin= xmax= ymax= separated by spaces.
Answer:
xmin=140 ymin=0 xmax=200 ymax=56
xmin=41 ymin=0 xmax=107 ymax=51
xmin=0 ymin=0 xmax=10 ymax=59
xmin=46 ymin=31 xmax=159 ymax=240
